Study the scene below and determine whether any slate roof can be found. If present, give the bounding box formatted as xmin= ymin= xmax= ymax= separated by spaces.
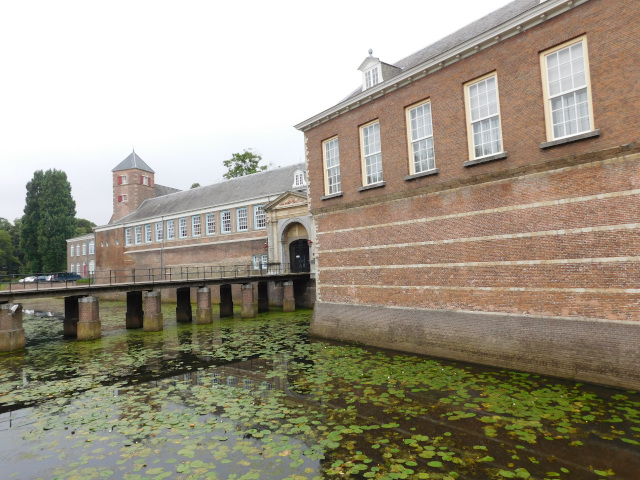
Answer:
xmin=154 ymin=184 xmax=181 ymax=197
xmin=111 ymin=163 xmax=306 ymax=225
xmin=112 ymin=151 xmax=155 ymax=173
xmin=340 ymin=0 xmax=541 ymax=103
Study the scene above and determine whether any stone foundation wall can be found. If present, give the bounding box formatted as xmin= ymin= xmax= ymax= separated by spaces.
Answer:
xmin=311 ymin=302 xmax=640 ymax=390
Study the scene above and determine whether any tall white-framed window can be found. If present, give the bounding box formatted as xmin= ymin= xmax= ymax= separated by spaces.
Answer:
xmin=221 ymin=210 xmax=231 ymax=234
xmin=77 ymin=263 xmax=81 ymax=275
xmin=125 ymin=228 xmax=132 ymax=246
xmin=89 ymin=260 xmax=95 ymax=274
xmin=323 ymin=137 xmax=341 ymax=195
xmin=179 ymin=218 xmax=188 ymax=238
xmin=82 ymin=243 xmax=87 ymax=255
xmin=134 ymin=226 xmax=142 ymax=244
xmin=465 ymin=73 xmax=503 ymax=159
xmin=118 ymin=175 xmax=127 ymax=185
xmin=253 ymin=255 xmax=260 ymax=270
xmin=541 ymin=36 xmax=594 ymax=141
xmin=70 ymin=245 xmax=74 ymax=257
xmin=192 ymin=215 xmax=201 ymax=236
xmin=141 ymin=175 xmax=150 ymax=186
xmin=406 ymin=100 xmax=436 ymax=174
xmin=237 ymin=207 xmax=248 ymax=232
xmin=145 ymin=224 xmax=152 ymax=243
xmin=206 ymin=213 xmax=216 ymax=235
xmin=155 ymin=222 xmax=164 ymax=242
xmin=261 ymin=254 xmax=268 ymax=269
xmin=360 ymin=121 xmax=383 ymax=185
xmin=89 ymin=241 xmax=95 ymax=254
xmin=254 ymin=206 xmax=266 ymax=230
xmin=364 ymin=66 xmax=380 ymax=89
xmin=166 ymin=220 xmax=175 ymax=240
xmin=70 ymin=263 xmax=75 ymax=273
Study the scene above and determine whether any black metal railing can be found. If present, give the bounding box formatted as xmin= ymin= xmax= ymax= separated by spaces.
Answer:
xmin=0 ymin=263 xmax=295 ymax=293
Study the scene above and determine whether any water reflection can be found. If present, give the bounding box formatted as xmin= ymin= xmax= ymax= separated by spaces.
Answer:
xmin=0 ymin=300 xmax=639 ymax=479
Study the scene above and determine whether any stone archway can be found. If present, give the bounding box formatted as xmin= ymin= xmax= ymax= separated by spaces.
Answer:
xmin=281 ymin=222 xmax=309 ymax=273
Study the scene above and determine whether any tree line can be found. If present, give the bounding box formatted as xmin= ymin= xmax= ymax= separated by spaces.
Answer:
xmin=1 ymin=169 xmax=95 ymax=276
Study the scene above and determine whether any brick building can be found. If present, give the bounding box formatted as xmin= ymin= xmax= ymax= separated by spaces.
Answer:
xmin=65 ymin=233 xmax=96 ymax=278
xmin=296 ymin=0 xmax=640 ymax=388
xmin=68 ymin=152 xmax=315 ymax=286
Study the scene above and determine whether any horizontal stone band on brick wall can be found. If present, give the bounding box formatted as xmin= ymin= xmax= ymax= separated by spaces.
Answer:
xmin=322 ymin=223 xmax=640 ymax=254
xmin=318 ymin=188 xmax=640 ymax=236
xmin=322 ymin=284 xmax=640 ymax=295
xmin=309 ymin=302 xmax=640 ymax=390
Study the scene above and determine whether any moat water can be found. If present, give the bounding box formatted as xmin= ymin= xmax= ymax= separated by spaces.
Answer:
xmin=0 ymin=299 xmax=639 ymax=480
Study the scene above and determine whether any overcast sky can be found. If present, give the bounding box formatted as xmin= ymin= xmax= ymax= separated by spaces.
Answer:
xmin=1 ymin=0 xmax=514 ymax=227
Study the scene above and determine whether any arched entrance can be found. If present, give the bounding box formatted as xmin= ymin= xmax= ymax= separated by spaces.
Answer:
xmin=289 ymin=239 xmax=310 ymax=273
xmin=281 ymin=222 xmax=310 ymax=273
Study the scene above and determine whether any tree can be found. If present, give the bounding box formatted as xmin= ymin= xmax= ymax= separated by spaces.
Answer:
xmin=0 ymin=230 xmax=18 ymax=272
xmin=20 ymin=170 xmax=76 ymax=273
xmin=75 ymin=218 xmax=96 ymax=236
xmin=223 ymin=149 xmax=266 ymax=179
xmin=190 ymin=183 xmax=201 ymax=189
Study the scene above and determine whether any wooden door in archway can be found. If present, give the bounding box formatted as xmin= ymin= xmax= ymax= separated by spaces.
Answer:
xmin=289 ymin=239 xmax=310 ymax=273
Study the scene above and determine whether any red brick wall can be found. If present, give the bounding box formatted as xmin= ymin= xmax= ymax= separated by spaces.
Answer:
xmin=111 ymin=169 xmax=156 ymax=223
xmin=304 ymin=0 xmax=640 ymax=322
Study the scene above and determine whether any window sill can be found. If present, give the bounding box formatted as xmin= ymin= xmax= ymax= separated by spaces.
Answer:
xmin=321 ymin=192 xmax=343 ymax=201
xmin=404 ymin=168 xmax=439 ymax=181
xmin=463 ymin=152 xmax=508 ymax=167
xmin=540 ymin=129 xmax=601 ymax=149
xmin=358 ymin=181 xmax=386 ymax=192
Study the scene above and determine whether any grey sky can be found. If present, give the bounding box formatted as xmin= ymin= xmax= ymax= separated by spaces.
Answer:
xmin=1 ymin=0 xmax=513 ymax=226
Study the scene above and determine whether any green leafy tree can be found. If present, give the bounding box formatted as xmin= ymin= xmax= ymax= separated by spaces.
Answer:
xmin=0 ymin=230 xmax=18 ymax=273
xmin=20 ymin=170 xmax=76 ymax=273
xmin=75 ymin=218 xmax=96 ymax=236
xmin=190 ymin=183 xmax=201 ymax=189
xmin=223 ymin=149 xmax=267 ymax=179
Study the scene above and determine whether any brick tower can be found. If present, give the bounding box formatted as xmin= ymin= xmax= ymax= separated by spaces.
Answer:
xmin=110 ymin=150 xmax=156 ymax=223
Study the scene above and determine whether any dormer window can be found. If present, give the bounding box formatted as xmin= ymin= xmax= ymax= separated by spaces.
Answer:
xmin=364 ymin=66 xmax=380 ymax=89
xmin=293 ymin=169 xmax=306 ymax=188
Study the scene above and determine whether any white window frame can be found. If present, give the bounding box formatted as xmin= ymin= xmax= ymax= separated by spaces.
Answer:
xmin=253 ymin=255 xmax=260 ymax=270
xmin=179 ymin=217 xmax=188 ymax=238
xmin=145 ymin=224 xmax=152 ymax=243
xmin=221 ymin=210 xmax=231 ymax=234
xmin=406 ymin=100 xmax=436 ymax=174
xmin=70 ymin=263 xmax=75 ymax=273
xmin=364 ymin=65 xmax=380 ymax=90
xmin=166 ymin=220 xmax=175 ymax=240
xmin=206 ymin=213 xmax=216 ymax=235
xmin=192 ymin=215 xmax=201 ymax=237
xmin=89 ymin=260 xmax=95 ymax=274
xmin=254 ymin=205 xmax=266 ymax=230
xmin=155 ymin=222 xmax=164 ymax=242
xmin=237 ymin=207 xmax=248 ymax=232
xmin=70 ymin=245 xmax=74 ymax=257
xmin=82 ymin=243 xmax=87 ymax=255
xmin=120 ymin=175 xmax=128 ymax=185
xmin=360 ymin=120 xmax=383 ymax=186
xmin=125 ymin=228 xmax=132 ymax=246
xmin=89 ymin=241 xmax=95 ymax=254
xmin=77 ymin=263 xmax=80 ymax=275
xmin=261 ymin=254 xmax=268 ymax=269
xmin=141 ymin=175 xmax=150 ymax=186
xmin=292 ymin=170 xmax=305 ymax=188
xmin=134 ymin=226 xmax=142 ymax=244
xmin=323 ymin=137 xmax=341 ymax=195
xmin=120 ymin=194 xmax=128 ymax=202
xmin=464 ymin=72 xmax=504 ymax=160
xmin=540 ymin=36 xmax=595 ymax=142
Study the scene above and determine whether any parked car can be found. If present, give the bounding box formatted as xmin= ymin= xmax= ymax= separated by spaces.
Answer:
xmin=50 ymin=272 xmax=82 ymax=282
xmin=18 ymin=276 xmax=37 ymax=283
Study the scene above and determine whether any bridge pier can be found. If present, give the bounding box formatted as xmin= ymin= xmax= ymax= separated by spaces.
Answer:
xmin=64 ymin=296 xmax=81 ymax=337
xmin=220 ymin=284 xmax=233 ymax=318
xmin=283 ymin=281 xmax=295 ymax=312
xmin=196 ymin=287 xmax=213 ymax=324
xmin=258 ymin=281 xmax=269 ymax=313
xmin=241 ymin=284 xmax=255 ymax=318
xmin=0 ymin=303 xmax=25 ymax=351
xmin=176 ymin=287 xmax=192 ymax=323
xmin=126 ymin=291 xmax=144 ymax=329
xmin=143 ymin=291 xmax=163 ymax=331
xmin=77 ymin=296 xmax=101 ymax=340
